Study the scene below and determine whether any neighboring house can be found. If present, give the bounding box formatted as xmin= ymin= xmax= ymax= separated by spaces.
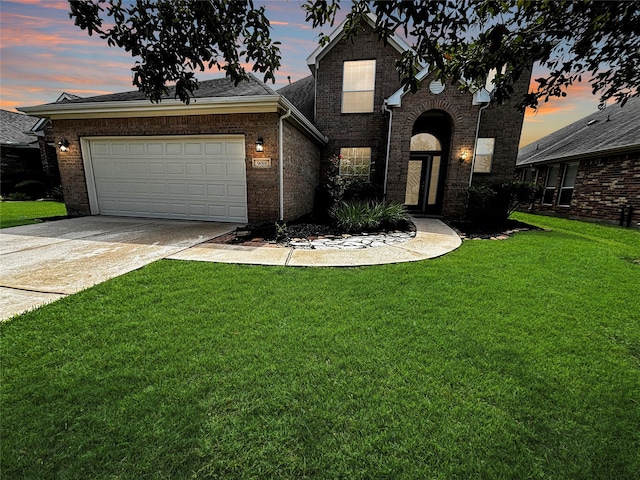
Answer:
xmin=0 ymin=109 xmax=47 ymax=196
xmin=516 ymin=98 xmax=640 ymax=227
xmin=19 ymin=15 xmax=530 ymax=223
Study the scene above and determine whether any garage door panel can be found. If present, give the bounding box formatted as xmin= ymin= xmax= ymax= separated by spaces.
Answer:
xmin=146 ymin=143 xmax=164 ymax=155
xmin=227 ymin=184 xmax=246 ymax=198
xmin=205 ymin=142 xmax=224 ymax=155
xmin=87 ymin=136 xmax=247 ymax=222
xmin=186 ymin=163 xmax=204 ymax=175
xmin=226 ymin=142 xmax=244 ymax=155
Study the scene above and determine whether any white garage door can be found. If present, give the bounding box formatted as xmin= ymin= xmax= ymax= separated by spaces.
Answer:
xmin=84 ymin=136 xmax=247 ymax=222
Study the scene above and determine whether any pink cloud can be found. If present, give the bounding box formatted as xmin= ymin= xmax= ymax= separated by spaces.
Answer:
xmin=8 ymin=0 xmax=69 ymax=10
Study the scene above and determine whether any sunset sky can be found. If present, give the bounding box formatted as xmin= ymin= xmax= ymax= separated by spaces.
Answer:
xmin=0 ymin=0 xmax=603 ymax=147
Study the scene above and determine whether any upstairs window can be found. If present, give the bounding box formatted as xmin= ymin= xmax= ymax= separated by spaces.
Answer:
xmin=339 ymin=147 xmax=371 ymax=178
xmin=473 ymin=138 xmax=495 ymax=173
xmin=558 ymin=163 xmax=579 ymax=206
xmin=542 ymin=165 xmax=560 ymax=205
xmin=342 ymin=60 xmax=376 ymax=113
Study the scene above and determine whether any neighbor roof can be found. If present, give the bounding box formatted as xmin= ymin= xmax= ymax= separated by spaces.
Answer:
xmin=517 ymin=97 xmax=640 ymax=166
xmin=0 ymin=109 xmax=40 ymax=146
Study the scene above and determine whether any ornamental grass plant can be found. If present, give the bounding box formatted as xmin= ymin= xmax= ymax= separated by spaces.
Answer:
xmin=330 ymin=200 xmax=409 ymax=232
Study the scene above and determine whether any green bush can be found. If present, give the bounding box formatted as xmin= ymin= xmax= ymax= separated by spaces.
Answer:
xmin=314 ymin=154 xmax=380 ymax=221
xmin=15 ymin=180 xmax=47 ymax=200
xmin=6 ymin=192 xmax=29 ymax=201
xmin=331 ymin=200 xmax=409 ymax=233
xmin=466 ymin=181 xmax=543 ymax=226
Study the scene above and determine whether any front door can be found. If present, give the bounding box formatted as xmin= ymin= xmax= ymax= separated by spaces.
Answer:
xmin=404 ymin=153 xmax=443 ymax=214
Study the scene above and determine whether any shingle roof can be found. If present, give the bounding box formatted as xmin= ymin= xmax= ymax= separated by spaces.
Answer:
xmin=0 ymin=109 xmax=40 ymax=146
xmin=277 ymin=76 xmax=315 ymax=121
xmin=49 ymin=73 xmax=277 ymax=105
xmin=517 ymin=97 xmax=640 ymax=166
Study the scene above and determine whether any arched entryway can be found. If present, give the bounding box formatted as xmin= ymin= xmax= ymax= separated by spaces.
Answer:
xmin=404 ymin=110 xmax=452 ymax=214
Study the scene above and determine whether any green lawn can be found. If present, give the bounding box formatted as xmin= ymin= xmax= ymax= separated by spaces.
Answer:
xmin=1 ymin=213 xmax=638 ymax=479
xmin=0 ymin=201 xmax=67 ymax=228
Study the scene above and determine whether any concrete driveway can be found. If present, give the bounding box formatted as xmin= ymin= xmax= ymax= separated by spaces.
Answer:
xmin=0 ymin=216 xmax=239 ymax=320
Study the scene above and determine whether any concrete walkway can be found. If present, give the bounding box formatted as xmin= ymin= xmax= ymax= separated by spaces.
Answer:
xmin=168 ymin=217 xmax=461 ymax=267
xmin=1 ymin=216 xmax=461 ymax=320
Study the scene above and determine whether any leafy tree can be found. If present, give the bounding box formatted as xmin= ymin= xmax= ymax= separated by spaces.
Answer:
xmin=70 ymin=0 xmax=640 ymax=109
xmin=69 ymin=0 xmax=281 ymax=103
xmin=304 ymin=0 xmax=640 ymax=109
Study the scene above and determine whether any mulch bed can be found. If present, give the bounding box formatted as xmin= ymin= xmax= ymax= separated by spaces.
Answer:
xmin=447 ymin=218 xmax=541 ymax=240
xmin=209 ymin=217 xmax=538 ymax=247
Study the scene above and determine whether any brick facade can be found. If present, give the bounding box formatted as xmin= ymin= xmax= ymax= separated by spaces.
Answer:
xmin=314 ymin=24 xmax=402 ymax=185
xmin=314 ymin=24 xmax=529 ymax=218
xmin=39 ymin=20 xmax=532 ymax=224
xmin=386 ymin=82 xmax=482 ymax=217
xmin=523 ymin=153 xmax=640 ymax=227
xmin=53 ymin=112 xmax=318 ymax=222
xmin=282 ymin=120 xmax=321 ymax=220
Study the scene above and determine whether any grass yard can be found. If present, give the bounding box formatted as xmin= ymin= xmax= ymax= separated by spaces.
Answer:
xmin=1 ymin=213 xmax=638 ymax=479
xmin=0 ymin=201 xmax=67 ymax=228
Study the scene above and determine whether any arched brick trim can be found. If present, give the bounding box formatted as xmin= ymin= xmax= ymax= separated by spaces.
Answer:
xmin=385 ymin=94 xmax=481 ymax=217
xmin=399 ymin=98 xmax=466 ymax=132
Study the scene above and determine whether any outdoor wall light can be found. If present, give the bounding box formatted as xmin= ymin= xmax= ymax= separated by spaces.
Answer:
xmin=458 ymin=151 xmax=468 ymax=164
xmin=58 ymin=138 xmax=69 ymax=152
xmin=255 ymin=137 xmax=264 ymax=152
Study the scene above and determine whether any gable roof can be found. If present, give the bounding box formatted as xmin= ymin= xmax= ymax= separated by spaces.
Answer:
xmin=277 ymin=76 xmax=315 ymax=121
xmin=517 ymin=98 xmax=640 ymax=166
xmin=18 ymin=74 xmax=327 ymax=145
xmin=306 ymin=13 xmax=412 ymax=71
xmin=0 ymin=109 xmax=41 ymax=147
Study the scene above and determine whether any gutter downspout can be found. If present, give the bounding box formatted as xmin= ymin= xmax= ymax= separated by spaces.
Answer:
xmin=278 ymin=107 xmax=292 ymax=221
xmin=469 ymin=102 xmax=490 ymax=187
xmin=382 ymin=100 xmax=393 ymax=200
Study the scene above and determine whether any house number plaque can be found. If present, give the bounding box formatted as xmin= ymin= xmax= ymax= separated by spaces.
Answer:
xmin=252 ymin=158 xmax=271 ymax=168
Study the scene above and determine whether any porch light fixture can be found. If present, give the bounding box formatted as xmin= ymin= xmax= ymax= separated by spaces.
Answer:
xmin=255 ymin=137 xmax=264 ymax=152
xmin=458 ymin=151 xmax=468 ymax=164
xmin=58 ymin=138 xmax=69 ymax=152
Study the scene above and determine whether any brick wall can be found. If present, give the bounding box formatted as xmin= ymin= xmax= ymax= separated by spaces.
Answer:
xmin=314 ymin=24 xmax=402 ymax=184
xmin=38 ymin=121 xmax=60 ymax=186
xmin=387 ymin=76 xmax=483 ymax=218
xmin=475 ymin=68 xmax=530 ymax=186
xmin=282 ymin=119 xmax=321 ymax=220
xmin=313 ymin=23 xmax=530 ymax=219
xmin=527 ymin=153 xmax=640 ymax=227
xmin=53 ymin=112 xmax=283 ymax=222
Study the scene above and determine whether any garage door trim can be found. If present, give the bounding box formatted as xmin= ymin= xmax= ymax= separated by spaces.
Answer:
xmin=80 ymin=135 xmax=247 ymax=222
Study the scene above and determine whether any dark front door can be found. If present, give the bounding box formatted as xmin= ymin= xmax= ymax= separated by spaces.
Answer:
xmin=404 ymin=152 xmax=443 ymax=214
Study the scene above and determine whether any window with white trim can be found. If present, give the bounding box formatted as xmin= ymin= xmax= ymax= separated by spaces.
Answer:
xmin=342 ymin=60 xmax=376 ymax=113
xmin=542 ymin=165 xmax=560 ymax=205
xmin=558 ymin=163 xmax=579 ymax=206
xmin=339 ymin=147 xmax=371 ymax=178
xmin=473 ymin=138 xmax=495 ymax=173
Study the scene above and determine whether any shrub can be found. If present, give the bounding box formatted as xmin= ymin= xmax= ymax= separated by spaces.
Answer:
xmin=331 ymin=200 xmax=409 ymax=233
xmin=48 ymin=186 xmax=64 ymax=202
xmin=7 ymin=192 xmax=29 ymax=201
xmin=314 ymin=154 xmax=379 ymax=221
xmin=15 ymin=180 xmax=47 ymax=200
xmin=466 ymin=181 xmax=543 ymax=226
